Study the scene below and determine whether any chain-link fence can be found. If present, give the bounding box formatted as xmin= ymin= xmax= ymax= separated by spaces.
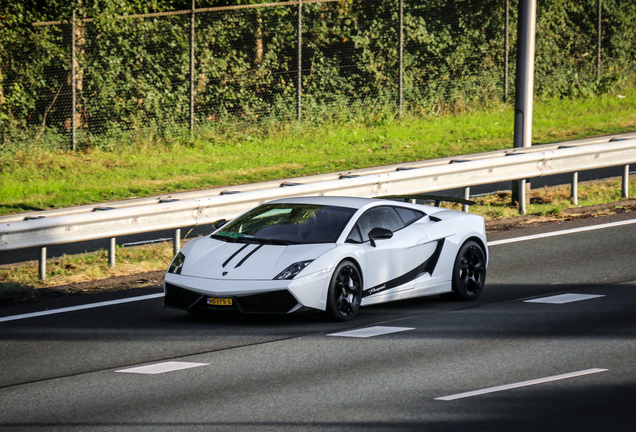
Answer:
xmin=1 ymin=0 xmax=635 ymax=150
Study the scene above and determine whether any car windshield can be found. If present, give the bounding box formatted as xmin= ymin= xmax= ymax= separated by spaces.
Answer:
xmin=212 ymin=203 xmax=357 ymax=245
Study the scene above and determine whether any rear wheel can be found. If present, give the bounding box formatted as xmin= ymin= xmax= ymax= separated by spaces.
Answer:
xmin=446 ymin=240 xmax=486 ymax=301
xmin=326 ymin=260 xmax=362 ymax=321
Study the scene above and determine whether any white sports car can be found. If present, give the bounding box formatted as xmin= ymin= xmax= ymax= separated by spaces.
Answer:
xmin=164 ymin=195 xmax=488 ymax=321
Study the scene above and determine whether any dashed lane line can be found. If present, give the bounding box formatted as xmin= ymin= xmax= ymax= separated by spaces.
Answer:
xmin=524 ymin=293 xmax=606 ymax=304
xmin=327 ymin=326 xmax=414 ymax=338
xmin=116 ymin=361 xmax=209 ymax=375
xmin=435 ymin=368 xmax=608 ymax=401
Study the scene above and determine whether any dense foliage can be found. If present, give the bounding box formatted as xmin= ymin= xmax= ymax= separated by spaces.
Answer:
xmin=1 ymin=0 xmax=635 ymax=148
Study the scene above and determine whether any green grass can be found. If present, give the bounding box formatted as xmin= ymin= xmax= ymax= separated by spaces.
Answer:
xmin=1 ymin=88 xmax=636 ymax=215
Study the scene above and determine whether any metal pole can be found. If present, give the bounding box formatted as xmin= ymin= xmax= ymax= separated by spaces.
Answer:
xmin=71 ymin=10 xmax=77 ymax=151
xmin=39 ymin=247 xmax=47 ymax=281
xmin=109 ymin=238 xmax=116 ymax=268
xmin=504 ymin=0 xmax=509 ymax=102
xmin=512 ymin=0 xmax=537 ymax=214
xmin=398 ymin=0 xmax=404 ymax=116
xmin=174 ymin=228 xmax=181 ymax=256
xmin=297 ymin=0 xmax=302 ymax=122
xmin=623 ymin=165 xmax=630 ymax=199
xmin=463 ymin=187 xmax=470 ymax=213
xmin=597 ymin=0 xmax=602 ymax=78
xmin=190 ymin=0 xmax=196 ymax=132
xmin=571 ymin=172 xmax=578 ymax=205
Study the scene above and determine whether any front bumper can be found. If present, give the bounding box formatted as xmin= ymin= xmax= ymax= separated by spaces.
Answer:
xmin=163 ymin=269 xmax=331 ymax=314
xmin=164 ymin=283 xmax=302 ymax=313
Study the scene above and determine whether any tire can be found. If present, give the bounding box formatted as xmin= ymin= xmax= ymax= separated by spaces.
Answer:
xmin=326 ymin=260 xmax=362 ymax=321
xmin=446 ymin=240 xmax=486 ymax=301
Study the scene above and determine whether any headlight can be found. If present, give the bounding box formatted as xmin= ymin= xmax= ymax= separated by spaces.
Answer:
xmin=168 ymin=252 xmax=186 ymax=275
xmin=274 ymin=260 xmax=313 ymax=280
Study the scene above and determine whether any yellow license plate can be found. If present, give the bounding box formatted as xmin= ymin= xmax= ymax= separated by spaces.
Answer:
xmin=207 ymin=297 xmax=232 ymax=306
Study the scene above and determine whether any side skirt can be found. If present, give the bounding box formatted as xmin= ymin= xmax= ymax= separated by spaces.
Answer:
xmin=361 ymin=281 xmax=452 ymax=306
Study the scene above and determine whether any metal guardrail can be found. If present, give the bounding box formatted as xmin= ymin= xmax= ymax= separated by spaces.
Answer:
xmin=2 ymin=132 xmax=635 ymax=225
xmin=2 ymin=136 xmax=636 ymax=258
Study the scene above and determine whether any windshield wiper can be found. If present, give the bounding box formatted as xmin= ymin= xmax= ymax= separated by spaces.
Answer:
xmin=210 ymin=234 xmax=240 ymax=243
xmin=212 ymin=234 xmax=298 ymax=245
xmin=251 ymin=237 xmax=299 ymax=245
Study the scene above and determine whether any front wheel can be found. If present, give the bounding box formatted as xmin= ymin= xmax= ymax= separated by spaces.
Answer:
xmin=326 ymin=260 xmax=362 ymax=321
xmin=447 ymin=240 xmax=486 ymax=301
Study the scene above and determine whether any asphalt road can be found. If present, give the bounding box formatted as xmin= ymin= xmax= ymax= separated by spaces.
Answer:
xmin=1 ymin=211 xmax=635 ymax=431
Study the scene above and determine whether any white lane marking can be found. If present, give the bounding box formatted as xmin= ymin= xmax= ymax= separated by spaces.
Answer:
xmin=116 ymin=361 xmax=208 ymax=375
xmin=525 ymin=293 xmax=606 ymax=304
xmin=489 ymin=218 xmax=636 ymax=246
xmin=327 ymin=326 xmax=414 ymax=338
xmin=0 ymin=293 xmax=164 ymax=323
xmin=436 ymin=368 xmax=608 ymax=401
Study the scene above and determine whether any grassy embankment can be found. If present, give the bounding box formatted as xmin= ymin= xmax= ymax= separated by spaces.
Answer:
xmin=1 ymin=89 xmax=635 ymax=293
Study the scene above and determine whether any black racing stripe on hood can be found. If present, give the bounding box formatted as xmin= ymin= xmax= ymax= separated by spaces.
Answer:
xmin=222 ymin=244 xmax=250 ymax=268
xmin=363 ymin=239 xmax=445 ymax=298
xmin=234 ymin=244 xmax=264 ymax=268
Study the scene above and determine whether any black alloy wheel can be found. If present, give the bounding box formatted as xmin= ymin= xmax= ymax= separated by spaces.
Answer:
xmin=449 ymin=240 xmax=486 ymax=301
xmin=326 ymin=260 xmax=362 ymax=321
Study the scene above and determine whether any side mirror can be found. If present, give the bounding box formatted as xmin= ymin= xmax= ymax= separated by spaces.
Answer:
xmin=212 ymin=219 xmax=228 ymax=229
xmin=368 ymin=227 xmax=393 ymax=247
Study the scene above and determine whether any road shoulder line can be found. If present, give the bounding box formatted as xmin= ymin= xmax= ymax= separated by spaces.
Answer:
xmin=488 ymin=218 xmax=636 ymax=246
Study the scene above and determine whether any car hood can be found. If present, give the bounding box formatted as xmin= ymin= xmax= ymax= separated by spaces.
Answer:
xmin=180 ymin=237 xmax=335 ymax=280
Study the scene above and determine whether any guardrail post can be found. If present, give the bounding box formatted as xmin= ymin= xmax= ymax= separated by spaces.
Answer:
xmin=571 ymin=172 xmax=579 ymax=205
xmin=623 ymin=165 xmax=630 ymax=199
xmin=108 ymin=238 xmax=116 ymax=268
xmin=463 ymin=187 xmax=470 ymax=213
xmin=515 ymin=179 xmax=528 ymax=214
xmin=174 ymin=229 xmax=181 ymax=255
xmin=39 ymin=247 xmax=47 ymax=280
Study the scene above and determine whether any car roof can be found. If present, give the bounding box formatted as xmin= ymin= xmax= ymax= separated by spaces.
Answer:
xmin=267 ymin=196 xmax=386 ymax=210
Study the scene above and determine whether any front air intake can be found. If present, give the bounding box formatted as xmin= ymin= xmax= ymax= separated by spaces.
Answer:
xmin=235 ymin=290 xmax=299 ymax=313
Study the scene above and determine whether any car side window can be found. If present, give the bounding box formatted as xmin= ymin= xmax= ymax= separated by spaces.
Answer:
xmin=393 ymin=206 xmax=425 ymax=226
xmin=354 ymin=206 xmax=405 ymax=242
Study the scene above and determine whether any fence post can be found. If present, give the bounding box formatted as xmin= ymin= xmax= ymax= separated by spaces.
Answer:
xmin=398 ymin=0 xmax=404 ymax=116
xmin=190 ymin=0 xmax=196 ymax=133
xmin=71 ymin=10 xmax=77 ymax=151
xmin=504 ymin=0 xmax=509 ymax=102
xmin=597 ymin=0 xmax=602 ymax=78
xmin=297 ymin=0 xmax=302 ymax=122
